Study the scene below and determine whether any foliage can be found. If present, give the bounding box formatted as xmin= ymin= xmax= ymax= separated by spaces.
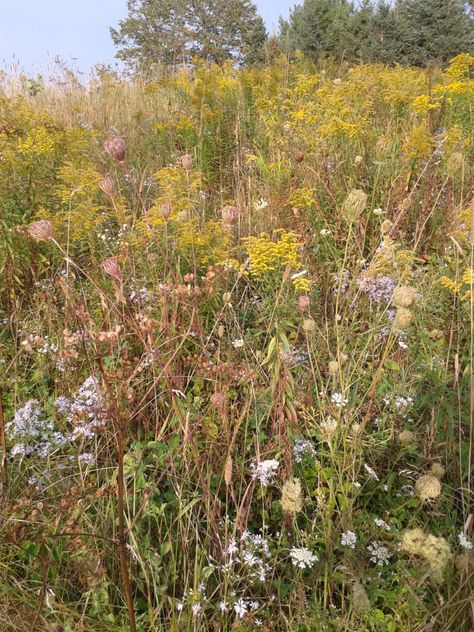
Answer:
xmin=0 ymin=54 xmax=473 ymax=631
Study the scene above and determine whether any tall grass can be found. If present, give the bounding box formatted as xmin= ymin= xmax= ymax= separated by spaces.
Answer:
xmin=0 ymin=54 xmax=473 ymax=631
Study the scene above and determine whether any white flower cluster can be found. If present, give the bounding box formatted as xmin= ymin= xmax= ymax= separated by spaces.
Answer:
xmin=341 ymin=530 xmax=357 ymax=548
xmin=6 ymin=399 xmax=67 ymax=459
xmin=223 ymin=531 xmax=272 ymax=583
xmin=367 ymin=541 xmax=392 ymax=566
xmin=56 ymin=376 xmax=107 ymax=439
xmin=293 ymin=438 xmax=317 ymax=463
xmin=251 ymin=459 xmax=279 ymax=486
xmin=290 ymin=546 xmax=318 ymax=569
xmin=458 ymin=532 xmax=473 ymax=551
xmin=331 ymin=391 xmax=348 ymax=408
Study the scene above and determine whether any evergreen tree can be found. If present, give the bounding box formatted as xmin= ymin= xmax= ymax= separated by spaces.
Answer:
xmin=285 ymin=0 xmax=352 ymax=60
xmin=110 ymin=0 xmax=267 ymax=71
xmin=396 ymin=0 xmax=474 ymax=65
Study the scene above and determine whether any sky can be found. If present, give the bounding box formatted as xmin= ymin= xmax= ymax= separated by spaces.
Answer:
xmin=0 ymin=0 xmax=294 ymax=76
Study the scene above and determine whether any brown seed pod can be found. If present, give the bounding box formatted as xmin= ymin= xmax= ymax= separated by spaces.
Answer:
xmin=103 ymin=136 xmax=126 ymax=162
xmin=28 ymin=219 xmax=53 ymax=241
xmin=99 ymin=175 xmax=115 ymax=196
xmin=179 ymin=154 xmax=193 ymax=171
xmin=101 ymin=258 xmax=122 ymax=279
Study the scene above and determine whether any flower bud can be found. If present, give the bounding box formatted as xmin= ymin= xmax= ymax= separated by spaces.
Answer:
xmin=179 ymin=154 xmax=193 ymax=171
xmin=342 ymin=189 xmax=367 ymax=222
xmin=159 ymin=202 xmax=172 ymax=221
xmin=298 ymin=295 xmax=310 ymax=311
xmin=28 ymin=220 xmax=53 ymax=241
xmin=99 ymin=175 xmax=115 ymax=196
xmin=221 ymin=205 xmax=239 ymax=226
xmin=101 ymin=258 xmax=122 ymax=280
xmin=103 ymin=137 xmax=126 ymax=162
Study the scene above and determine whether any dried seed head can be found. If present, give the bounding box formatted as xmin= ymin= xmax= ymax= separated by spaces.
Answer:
xmin=224 ymin=454 xmax=233 ymax=487
xmin=351 ymin=581 xmax=370 ymax=614
xmin=302 ymin=318 xmax=316 ymax=333
xmin=393 ymin=286 xmax=417 ymax=308
xmin=380 ymin=219 xmax=394 ymax=235
xmin=354 ymin=155 xmax=364 ymax=166
xmin=342 ymin=189 xmax=367 ymax=222
xmin=281 ymin=478 xmax=303 ymax=514
xmin=179 ymin=154 xmax=193 ymax=171
xmin=393 ymin=307 xmax=413 ymax=331
xmin=103 ymin=136 xmax=126 ymax=162
xmin=159 ymin=202 xmax=172 ymax=221
xmin=221 ymin=205 xmax=239 ymax=225
xmin=222 ymin=292 xmax=232 ymax=304
xmin=101 ymin=258 xmax=122 ymax=280
xmin=415 ymin=474 xmax=441 ymax=501
xmin=28 ymin=220 xmax=53 ymax=241
xmin=400 ymin=528 xmax=426 ymax=555
xmin=328 ymin=360 xmax=339 ymax=375
xmin=294 ymin=149 xmax=305 ymax=162
xmin=430 ymin=463 xmax=445 ymax=479
xmin=298 ymin=295 xmax=310 ymax=311
xmin=447 ymin=151 xmax=464 ymax=177
xmin=398 ymin=430 xmax=416 ymax=445
xmin=99 ymin=175 xmax=115 ymax=196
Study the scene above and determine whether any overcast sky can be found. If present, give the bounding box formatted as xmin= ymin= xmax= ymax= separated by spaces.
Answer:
xmin=0 ymin=0 xmax=293 ymax=75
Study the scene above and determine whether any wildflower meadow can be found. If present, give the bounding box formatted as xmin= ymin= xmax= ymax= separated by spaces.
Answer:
xmin=0 ymin=54 xmax=473 ymax=631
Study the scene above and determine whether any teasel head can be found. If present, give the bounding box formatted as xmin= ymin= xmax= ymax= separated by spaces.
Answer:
xmin=28 ymin=219 xmax=53 ymax=242
xmin=103 ymin=136 xmax=126 ymax=162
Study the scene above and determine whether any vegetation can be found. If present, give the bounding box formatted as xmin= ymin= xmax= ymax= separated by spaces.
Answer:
xmin=0 ymin=52 xmax=473 ymax=631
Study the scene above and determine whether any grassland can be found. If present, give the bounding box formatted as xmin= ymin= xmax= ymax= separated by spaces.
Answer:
xmin=0 ymin=55 xmax=473 ymax=631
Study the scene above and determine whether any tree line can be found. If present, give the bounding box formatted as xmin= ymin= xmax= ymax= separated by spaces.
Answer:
xmin=111 ymin=0 xmax=474 ymax=71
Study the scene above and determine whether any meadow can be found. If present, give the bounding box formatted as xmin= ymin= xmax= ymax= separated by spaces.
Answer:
xmin=0 ymin=54 xmax=473 ymax=631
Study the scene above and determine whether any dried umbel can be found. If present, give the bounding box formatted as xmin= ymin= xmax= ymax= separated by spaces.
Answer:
xmin=101 ymin=258 xmax=122 ymax=280
xmin=179 ymin=154 xmax=193 ymax=171
xmin=393 ymin=286 xmax=416 ymax=308
xmin=380 ymin=219 xmax=394 ymax=235
xmin=302 ymin=318 xmax=316 ymax=333
xmin=159 ymin=202 xmax=172 ymax=221
xmin=401 ymin=528 xmax=451 ymax=584
xmin=351 ymin=581 xmax=370 ymax=614
xmin=281 ymin=478 xmax=303 ymax=514
xmin=415 ymin=474 xmax=441 ymax=501
xmin=298 ymin=295 xmax=310 ymax=311
xmin=398 ymin=430 xmax=416 ymax=445
xmin=354 ymin=155 xmax=364 ymax=167
xmin=422 ymin=534 xmax=451 ymax=584
xmin=294 ymin=149 xmax=305 ymax=163
xmin=342 ymin=189 xmax=367 ymax=222
xmin=103 ymin=136 xmax=126 ymax=162
xmin=430 ymin=462 xmax=445 ymax=479
xmin=328 ymin=360 xmax=339 ymax=375
xmin=222 ymin=292 xmax=232 ymax=305
xmin=221 ymin=205 xmax=239 ymax=226
xmin=401 ymin=528 xmax=426 ymax=555
xmin=446 ymin=151 xmax=464 ymax=177
xmin=393 ymin=307 xmax=413 ymax=331
xmin=28 ymin=219 xmax=53 ymax=241
xmin=99 ymin=175 xmax=115 ymax=197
